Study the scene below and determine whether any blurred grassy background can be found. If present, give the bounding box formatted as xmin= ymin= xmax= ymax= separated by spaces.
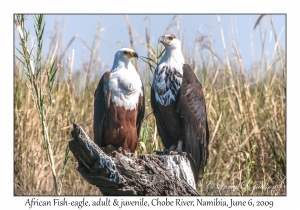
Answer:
xmin=14 ymin=14 xmax=286 ymax=196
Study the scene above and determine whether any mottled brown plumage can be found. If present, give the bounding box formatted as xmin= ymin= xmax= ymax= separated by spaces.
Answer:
xmin=152 ymin=64 xmax=209 ymax=181
xmin=152 ymin=34 xmax=209 ymax=183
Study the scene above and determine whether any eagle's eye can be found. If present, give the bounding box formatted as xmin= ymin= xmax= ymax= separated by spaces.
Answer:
xmin=168 ymin=36 xmax=173 ymax=41
xmin=124 ymin=51 xmax=128 ymax=54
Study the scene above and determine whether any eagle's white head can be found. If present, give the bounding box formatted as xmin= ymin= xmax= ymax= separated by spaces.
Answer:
xmin=111 ymin=48 xmax=138 ymax=72
xmin=158 ymin=34 xmax=185 ymax=65
xmin=159 ymin=34 xmax=181 ymax=50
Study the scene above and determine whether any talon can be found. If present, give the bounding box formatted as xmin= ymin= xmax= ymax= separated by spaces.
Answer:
xmin=181 ymin=152 xmax=187 ymax=157
xmin=126 ymin=153 xmax=135 ymax=158
xmin=163 ymin=148 xmax=170 ymax=155
xmin=169 ymin=150 xmax=186 ymax=156
xmin=169 ymin=150 xmax=180 ymax=155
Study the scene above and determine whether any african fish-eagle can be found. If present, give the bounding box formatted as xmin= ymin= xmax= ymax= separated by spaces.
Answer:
xmin=151 ymin=34 xmax=209 ymax=183
xmin=94 ymin=48 xmax=145 ymax=154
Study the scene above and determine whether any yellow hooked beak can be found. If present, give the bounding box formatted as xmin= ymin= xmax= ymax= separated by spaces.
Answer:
xmin=125 ymin=51 xmax=139 ymax=59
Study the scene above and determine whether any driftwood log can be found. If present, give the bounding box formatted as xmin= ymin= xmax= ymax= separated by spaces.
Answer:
xmin=69 ymin=123 xmax=200 ymax=196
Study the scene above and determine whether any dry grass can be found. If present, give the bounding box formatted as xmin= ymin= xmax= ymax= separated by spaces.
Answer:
xmin=14 ymin=15 xmax=286 ymax=196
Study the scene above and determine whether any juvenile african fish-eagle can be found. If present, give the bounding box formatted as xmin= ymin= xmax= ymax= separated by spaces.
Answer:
xmin=94 ymin=48 xmax=145 ymax=154
xmin=151 ymin=34 xmax=209 ymax=183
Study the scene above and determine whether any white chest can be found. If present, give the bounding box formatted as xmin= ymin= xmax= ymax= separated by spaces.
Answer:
xmin=153 ymin=62 xmax=183 ymax=106
xmin=108 ymin=69 xmax=143 ymax=110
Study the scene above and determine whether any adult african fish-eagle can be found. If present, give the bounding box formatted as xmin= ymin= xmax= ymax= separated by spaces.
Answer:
xmin=151 ymin=34 xmax=209 ymax=183
xmin=94 ymin=48 xmax=145 ymax=154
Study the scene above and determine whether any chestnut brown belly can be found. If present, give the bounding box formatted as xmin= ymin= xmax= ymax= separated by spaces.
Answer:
xmin=103 ymin=102 xmax=138 ymax=153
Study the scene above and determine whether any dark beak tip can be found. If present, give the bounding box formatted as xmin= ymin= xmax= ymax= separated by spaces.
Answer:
xmin=159 ymin=35 xmax=164 ymax=43
xmin=134 ymin=52 xmax=139 ymax=59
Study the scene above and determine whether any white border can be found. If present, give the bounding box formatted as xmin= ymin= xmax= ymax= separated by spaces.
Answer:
xmin=3 ymin=0 xmax=297 ymax=209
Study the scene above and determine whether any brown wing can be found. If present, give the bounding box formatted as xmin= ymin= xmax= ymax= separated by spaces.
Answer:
xmin=176 ymin=64 xmax=209 ymax=182
xmin=93 ymin=72 xmax=111 ymax=147
xmin=136 ymin=84 xmax=145 ymax=137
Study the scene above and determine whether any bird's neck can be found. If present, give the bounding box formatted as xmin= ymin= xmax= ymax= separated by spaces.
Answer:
xmin=160 ymin=48 xmax=185 ymax=66
xmin=111 ymin=60 xmax=132 ymax=72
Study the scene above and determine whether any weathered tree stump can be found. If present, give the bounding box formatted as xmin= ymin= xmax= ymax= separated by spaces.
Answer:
xmin=69 ymin=123 xmax=200 ymax=196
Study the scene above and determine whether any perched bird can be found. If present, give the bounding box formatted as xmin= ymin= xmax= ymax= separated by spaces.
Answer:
xmin=94 ymin=48 xmax=145 ymax=155
xmin=151 ymin=34 xmax=209 ymax=183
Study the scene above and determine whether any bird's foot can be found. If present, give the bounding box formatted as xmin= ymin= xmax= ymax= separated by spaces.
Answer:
xmin=168 ymin=140 xmax=186 ymax=156
xmin=105 ymin=144 xmax=117 ymax=154
xmin=163 ymin=148 xmax=172 ymax=155
xmin=125 ymin=152 xmax=135 ymax=158
xmin=117 ymin=147 xmax=135 ymax=158
xmin=154 ymin=148 xmax=171 ymax=155
xmin=169 ymin=150 xmax=187 ymax=157
xmin=154 ymin=146 xmax=186 ymax=156
xmin=160 ymin=144 xmax=177 ymax=155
